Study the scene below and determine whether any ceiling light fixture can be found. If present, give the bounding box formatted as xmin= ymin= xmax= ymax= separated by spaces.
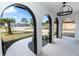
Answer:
xmin=57 ymin=2 xmax=73 ymax=16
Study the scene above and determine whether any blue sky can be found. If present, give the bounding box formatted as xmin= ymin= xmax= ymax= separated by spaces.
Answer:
xmin=2 ymin=6 xmax=32 ymax=23
xmin=2 ymin=6 xmax=48 ymax=23
xmin=42 ymin=16 xmax=49 ymax=23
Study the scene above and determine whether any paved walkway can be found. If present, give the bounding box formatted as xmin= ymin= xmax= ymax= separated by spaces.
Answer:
xmin=5 ymin=37 xmax=35 ymax=56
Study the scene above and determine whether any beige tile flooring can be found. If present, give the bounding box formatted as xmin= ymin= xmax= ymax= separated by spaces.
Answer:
xmin=40 ymin=37 xmax=79 ymax=56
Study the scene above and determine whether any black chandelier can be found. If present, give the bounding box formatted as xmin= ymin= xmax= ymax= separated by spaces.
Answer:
xmin=57 ymin=2 xmax=73 ymax=16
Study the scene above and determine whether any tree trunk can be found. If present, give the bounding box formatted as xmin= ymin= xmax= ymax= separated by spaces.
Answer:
xmin=7 ymin=22 xmax=12 ymax=35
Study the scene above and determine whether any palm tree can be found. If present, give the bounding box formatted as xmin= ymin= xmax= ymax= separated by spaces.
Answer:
xmin=0 ymin=18 xmax=15 ymax=35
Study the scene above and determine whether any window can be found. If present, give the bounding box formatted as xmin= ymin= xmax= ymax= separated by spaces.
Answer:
xmin=62 ymin=18 xmax=75 ymax=38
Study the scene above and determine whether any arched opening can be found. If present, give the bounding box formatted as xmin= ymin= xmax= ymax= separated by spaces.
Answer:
xmin=54 ymin=17 xmax=59 ymax=38
xmin=62 ymin=17 xmax=75 ymax=38
xmin=0 ymin=3 xmax=37 ymax=55
xmin=42 ymin=15 xmax=52 ymax=47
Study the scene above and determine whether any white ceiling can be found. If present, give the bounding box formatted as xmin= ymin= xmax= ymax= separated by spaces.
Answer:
xmin=40 ymin=2 xmax=79 ymax=16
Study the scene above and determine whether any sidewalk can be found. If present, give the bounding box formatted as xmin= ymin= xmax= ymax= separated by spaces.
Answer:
xmin=5 ymin=37 xmax=35 ymax=56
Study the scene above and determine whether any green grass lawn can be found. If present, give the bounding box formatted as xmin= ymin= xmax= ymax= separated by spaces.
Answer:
xmin=1 ymin=31 xmax=33 ymax=42
xmin=0 ymin=27 xmax=5 ymax=30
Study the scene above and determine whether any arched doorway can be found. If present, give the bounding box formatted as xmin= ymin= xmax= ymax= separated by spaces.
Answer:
xmin=54 ymin=17 xmax=59 ymax=38
xmin=42 ymin=15 xmax=52 ymax=47
xmin=0 ymin=3 xmax=37 ymax=55
xmin=62 ymin=17 xmax=75 ymax=38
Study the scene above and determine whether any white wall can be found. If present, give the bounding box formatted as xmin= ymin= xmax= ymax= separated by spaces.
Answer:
xmin=75 ymin=17 xmax=79 ymax=41
xmin=57 ymin=16 xmax=63 ymax=38
xmin=0 ymin=2 xmax=55 ymax=55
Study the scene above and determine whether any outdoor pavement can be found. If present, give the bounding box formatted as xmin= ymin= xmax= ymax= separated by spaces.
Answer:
xmin=5 ymin=37 xmax=35 ymax=56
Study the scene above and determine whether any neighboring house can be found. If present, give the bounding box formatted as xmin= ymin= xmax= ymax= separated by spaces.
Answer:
xmin=11 ymin=23 xmax=30 ymax=27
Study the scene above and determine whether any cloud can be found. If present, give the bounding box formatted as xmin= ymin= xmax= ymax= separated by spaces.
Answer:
xmin=13 ymin=16 xmax=17 ymax=18
xmin=4 ymin=7 xmax=17 ymax=13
